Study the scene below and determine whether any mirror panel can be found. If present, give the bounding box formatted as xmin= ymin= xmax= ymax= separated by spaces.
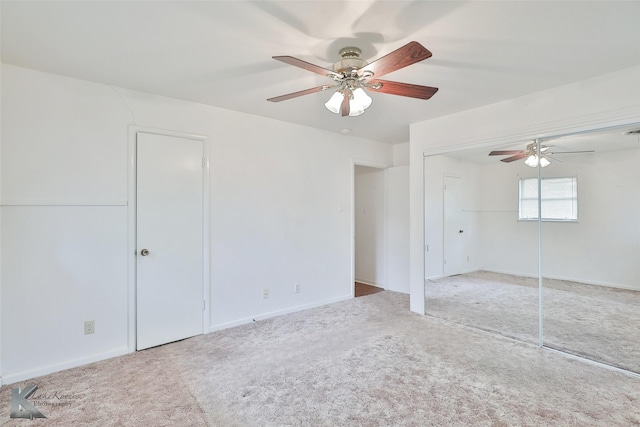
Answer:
xmin=424 ymin=146 xmax=539 ymax=345
xmin=541 ymin=126 xmax=640 ymax=373
xmin=424 ymin=124 xmax=640 ymax=374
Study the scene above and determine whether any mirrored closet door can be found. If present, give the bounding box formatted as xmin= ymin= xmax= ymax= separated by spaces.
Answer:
xmin=424 ymin=149 xmax=539 ymax=345
xmin=424 ymin=124 xmax=640 ymax=374
xmin=541 ymin=127 xmax=640 ymax=373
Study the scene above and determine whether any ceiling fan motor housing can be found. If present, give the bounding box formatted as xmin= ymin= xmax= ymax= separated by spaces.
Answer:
xmin=333 ymin=47 xmax=368 ymax=74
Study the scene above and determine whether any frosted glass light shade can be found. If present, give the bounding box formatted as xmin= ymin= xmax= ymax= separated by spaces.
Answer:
xmin=325 ymin=88 xmax=373 ymax=116
xmin=352 ymin=88 xmax=372 ymax=109
xmin=348 ymin=103 xmax=365 ymax=116
xmin=525 ymin=155 xmax=551 ymax=168
xmin=325 ymin=91 xmax=344 ymax=114
xmin=348 ymin=88 xmax=372 ymax=117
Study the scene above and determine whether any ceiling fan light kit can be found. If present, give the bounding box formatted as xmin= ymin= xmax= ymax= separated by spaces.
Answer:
xmin=268 ymin=41 xmax=439 ymax=117
xmin=325 ymin=87 xmax=373 ymax=117
xmin=524 ymin=155 xmax=551 ymax=168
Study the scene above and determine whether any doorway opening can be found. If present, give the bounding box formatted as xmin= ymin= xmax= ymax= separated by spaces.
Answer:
xmin=354 ymin=164 xmax=386 ymax=297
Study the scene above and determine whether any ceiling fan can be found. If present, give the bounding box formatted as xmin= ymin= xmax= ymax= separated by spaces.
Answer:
xmin=267 ymin=41 xmax=438 ymax=117
xmin=489 ymin=141 xmax=595 ymax=167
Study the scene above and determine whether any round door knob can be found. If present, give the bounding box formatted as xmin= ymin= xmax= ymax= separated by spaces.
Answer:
xmin=140 ymin=249 xmax=150 ymax=256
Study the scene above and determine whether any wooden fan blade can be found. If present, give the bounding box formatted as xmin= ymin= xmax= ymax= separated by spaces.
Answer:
xmin=361 ymin=41 xmax=432 ymax=78
xmin=489 ymin=150 xmax=525 ymax=156
xmin=501 ymin=153 xmax=529 ymax=163
xmin=341 ymin=92 xmax=350 ymax=117
xmin=367 ymin=80 xmax=438 ymax=100
xmin=272 ymin=56 xmax=337 ymax=77
xmin=267 ymin=85 xmax=335 ymax=103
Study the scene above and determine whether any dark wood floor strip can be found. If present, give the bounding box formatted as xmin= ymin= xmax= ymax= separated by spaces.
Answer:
xmin=355 ymin=282 xmax=385 ymax=297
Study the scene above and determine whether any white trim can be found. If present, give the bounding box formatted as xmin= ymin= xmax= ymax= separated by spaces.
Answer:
xmin=542 ymin=346 xmax=640 ymax=380
xmin=209 ymin=294 xmax=352 ymax=332
xmin=127 ymin=127 xmax=137 ymax=352
xmin=2 ymin=347 xmax=129 ymax=385
xmin=480 ymin=268 xmax=640 ymax=292
xmin=127 ymin=125 xmax=206 ymax=142
xmin=201 ymin=138 xmax=211 ymax=335
xmin=1 ymin=201 xmax=127 ymax=206
xmin=350 ymin=162 xmax=356 ymax=299
xmin=351 ymin=159 xmax=388 ymax=170
xmin=383 ymin=168 xmax=389 ymax=293
xmin=127 ymin=125 xmax=210 ymax=353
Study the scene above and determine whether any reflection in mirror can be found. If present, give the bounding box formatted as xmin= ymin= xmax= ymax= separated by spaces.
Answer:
xmin=423 ymin=124 xmax=640 ymax=375
xmin=423 ymin=149 xmax=540 ymax=344
xmin=540 ymin=125 xmax=640 ymax=374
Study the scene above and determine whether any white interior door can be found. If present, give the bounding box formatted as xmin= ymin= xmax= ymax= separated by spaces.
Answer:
xmin=136 ymin=132 xmax=204 ymax=350
xmin=443 ymin=175 xmax=466 ymax=276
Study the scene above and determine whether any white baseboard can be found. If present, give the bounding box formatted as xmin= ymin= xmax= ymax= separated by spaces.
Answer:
xmin=425 ymin=267 xmax=477 ymax=282
xmin=2 ymin=346 xmax=130 ymax=385
xmin=385 ymin=284 xmax=409 ymax=294
xmin=479 ymin=268 xmax=537 ymax=279
xmin=209 ymin=294 xmax=353 ymax=332
xmin=354 ymin=278 xmax=384 ymax=289
xmin=479 ymin=268 xmax=639 ymax=292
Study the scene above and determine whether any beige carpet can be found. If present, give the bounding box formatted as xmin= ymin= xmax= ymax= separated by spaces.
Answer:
xmin=1 ymin=291 xmax=640 ymax=426
xmin=427 ymin=270 xmax=640 ymax=374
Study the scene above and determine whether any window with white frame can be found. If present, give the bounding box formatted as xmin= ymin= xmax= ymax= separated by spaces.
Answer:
xmin=519 ymin=177 xmax=578 ymax=221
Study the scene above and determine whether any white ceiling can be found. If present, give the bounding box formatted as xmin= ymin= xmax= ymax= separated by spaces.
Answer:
xmin=2 ymin=1 xmax=640 ymax=145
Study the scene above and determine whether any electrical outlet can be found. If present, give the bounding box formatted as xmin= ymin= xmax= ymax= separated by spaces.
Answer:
xmin=84 ymin=320 xmax=95 ymax=335
xmin=262 ymin=288 xmax=269 ymax=299
xmin=294 ymin=283 xmax=300 ymax=293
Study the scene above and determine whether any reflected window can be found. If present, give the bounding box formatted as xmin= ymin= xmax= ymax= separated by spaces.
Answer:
xmin=519 ymin=177 xmax=578 ymax=221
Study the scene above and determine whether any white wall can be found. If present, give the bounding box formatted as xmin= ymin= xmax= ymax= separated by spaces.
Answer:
xmin=393 ymin=143 xmax=409 ymax=166
xmin=476 ymin=149 xmax=640 ymax=289
xmin=0 ymin=64 xmax=393 ymax=383
xmin=354 ymin=166 xmax=385 ymax=287
xmin=385 ymin=165 xmax=410 ymax=293
xmin=409 ymin=65 xmax=640 ymax=314
xmin=2 ymin=65 xmax=131 ymax=383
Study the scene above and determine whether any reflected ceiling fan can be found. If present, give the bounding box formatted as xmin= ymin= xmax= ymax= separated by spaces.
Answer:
xmin=267 ymin=41 xmax=438 ymax=117
xmin=489 ymin=141 xmax=595 ymax=167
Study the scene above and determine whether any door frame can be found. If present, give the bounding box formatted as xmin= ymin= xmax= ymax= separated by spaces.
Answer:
xmin=127 ymin=126 xmax=210 ymax=352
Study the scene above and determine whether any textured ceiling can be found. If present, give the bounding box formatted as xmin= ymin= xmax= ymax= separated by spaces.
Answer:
xmin=2 ymin=1 xmax=640 ymax=144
